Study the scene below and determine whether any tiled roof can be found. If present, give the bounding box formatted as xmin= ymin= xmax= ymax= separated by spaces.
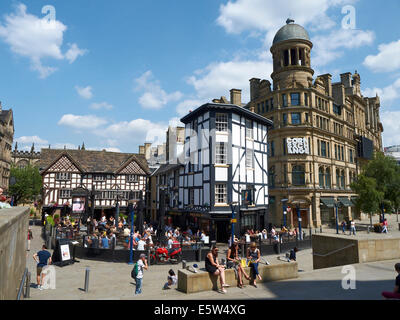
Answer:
xmin=40 ymin=149 xmax=150 ymax=174
xmin=153 ymin=163 xmax=183 ymax=176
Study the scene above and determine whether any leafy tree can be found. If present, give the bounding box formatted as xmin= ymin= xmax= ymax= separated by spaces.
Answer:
xmin=351 ymin=174 xmax=384 ymax=227
xmin=9 ymin=164 xmax=42 ymax=205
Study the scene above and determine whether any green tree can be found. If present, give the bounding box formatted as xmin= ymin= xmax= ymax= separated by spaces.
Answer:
xmin=9 ymin=165 xmax=42 ymax=205
xmin=351 ymin=174 xmax=384 ymax=227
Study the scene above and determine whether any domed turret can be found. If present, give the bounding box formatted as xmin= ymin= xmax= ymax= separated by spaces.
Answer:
xmin=270 ymin=19 xmax=314 ymax=90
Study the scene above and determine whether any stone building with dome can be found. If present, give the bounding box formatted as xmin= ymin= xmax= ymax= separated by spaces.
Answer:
xmin=246 ymin=19 xmax=383 ymax=228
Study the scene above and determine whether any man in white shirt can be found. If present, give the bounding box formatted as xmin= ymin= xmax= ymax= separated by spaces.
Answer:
xmin=135 ymin=254 xmax=148 ymax=295
xmin=137 ymin=238 xmax=146 ymax=251
xmin=167 ymin=236 xmax=174 ymax=249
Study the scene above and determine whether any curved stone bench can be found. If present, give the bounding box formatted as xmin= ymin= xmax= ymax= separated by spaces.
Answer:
xmin=178 ymin=262 xmax=298 ymax=294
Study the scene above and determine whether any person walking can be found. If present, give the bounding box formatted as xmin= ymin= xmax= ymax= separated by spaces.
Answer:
xmin=382 ymin=219 xmax=388 ymax=233
xmin=382 ymin=263 xmax=400 ymax=300
xmin=27 ymin=227 xmax=33 ymax=251
xmin=349 ymin=220 xmax=356 ymax=236
xmin=205 ymin=246 xmax=229 ymax=293
xmin=247 ymin=242 xmax=262 ymax=287
xmin=33 ymin=244 xmax=52 ymax=290
xmin=226 ymin=242 xmax=250 ymax=288
xmin=341 ymin=220 xmax=347 ymax=234
xmin=135 ymin=253 xmax=148 ymax=295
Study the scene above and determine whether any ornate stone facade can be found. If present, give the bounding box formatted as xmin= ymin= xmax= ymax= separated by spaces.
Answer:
xmin=248 ymin=20 xmax=384 ymax=227
xmin=0 ymin=102 xmax=14 ymax=191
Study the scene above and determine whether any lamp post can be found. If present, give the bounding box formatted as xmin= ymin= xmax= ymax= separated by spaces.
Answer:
xmin=229 ymin=202 xmax=238 ymax=246
xmin=128 ymin=190 xmax=135 ymax=265
xmin=334 ymin=200 xmax=339 ymax=235
xmin=297 ymin=205 xmax=302 ymax=240
xmin=281 ymin=199 xmax=288 ymax=228
xmin=381 ymin=203 xmax=385 ymax=223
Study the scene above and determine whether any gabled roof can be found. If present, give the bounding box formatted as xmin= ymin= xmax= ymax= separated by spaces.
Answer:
xmin=180 ymin=103 xmax=274 ymax=127
xmin=40 ymin=149 xmax=150 ymax=175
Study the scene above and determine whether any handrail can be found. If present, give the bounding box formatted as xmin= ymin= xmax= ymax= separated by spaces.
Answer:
xmin=313 ymin=244 xmax=355 ymax=258
xmin=16 ymin=268 xmax=28 ymax=300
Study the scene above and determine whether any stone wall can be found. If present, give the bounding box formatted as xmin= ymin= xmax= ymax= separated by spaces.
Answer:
xmin=0 ymin=207 xmax=29 ymax=300
xmin=178 ymin=262 xmax=298 ymax=294
xmin=312 ymin=234 xmax=400 ymax=270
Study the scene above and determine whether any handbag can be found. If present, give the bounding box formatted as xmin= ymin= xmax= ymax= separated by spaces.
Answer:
xmin=240 ymin=258 xmax=247 ymax=268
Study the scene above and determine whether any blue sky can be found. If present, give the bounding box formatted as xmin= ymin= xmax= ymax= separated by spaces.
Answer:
xmin=0 ymin=0 xmax=399 ymax=153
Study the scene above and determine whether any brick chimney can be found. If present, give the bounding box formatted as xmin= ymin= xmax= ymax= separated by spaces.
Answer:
xmin=230 ymin=89 xmax=242 ymax=106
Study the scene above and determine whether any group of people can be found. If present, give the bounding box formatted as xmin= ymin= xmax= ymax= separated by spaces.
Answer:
xmin=205 ymin=242 xmax=263 ymax=293
xmin=340 ymin=220 xmax=357 ymax=235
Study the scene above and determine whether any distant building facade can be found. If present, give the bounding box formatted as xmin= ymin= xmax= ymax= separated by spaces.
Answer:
xmin=0 ymin=102 xmax=14 ymax=191
xmin=12 ymin=143 xmax=40 ymax=168
xmin=384 ymin=146 xmax=400 ymax=165
xmin=248 ymin=20 xmax=384 ymax=227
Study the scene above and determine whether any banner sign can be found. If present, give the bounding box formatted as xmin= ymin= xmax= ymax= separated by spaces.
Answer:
xmin=287 ymin=138 xmax=309 ymax=155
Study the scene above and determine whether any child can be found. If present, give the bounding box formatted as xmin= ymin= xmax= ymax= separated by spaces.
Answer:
xmin=382 ymin=263 xmax=400 ymax=299
xmin=163 ymin=269 xmax=177 ymax=290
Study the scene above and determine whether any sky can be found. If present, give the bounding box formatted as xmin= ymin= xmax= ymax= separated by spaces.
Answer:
xmin=0 ymin=0 xmax=399 ymax=153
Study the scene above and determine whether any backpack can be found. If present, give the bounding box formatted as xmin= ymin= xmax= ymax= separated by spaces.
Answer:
xmin=131 ymin=262 xmax=139 ymax=279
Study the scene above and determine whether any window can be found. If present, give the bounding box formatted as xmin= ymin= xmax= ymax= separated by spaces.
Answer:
xmin=304 ymin=93 xmax=308 ymax=106
xmin=336 ymin=169 xmax=341 ymax=189
xmin=283 ymin=113 xmax=287 ymax=126
xmin=261 ymin=102 xmax=265 ymax=113
xmin=282 ymin=94 xmax=288 ymax=107
xmin=94 ymin=175 xmax=106 ymax=181
xmin=292 ymin=165 xmax=305 ymax=186
xmin=349 ymin=149 xmax=354 ymax=163
xmin=265 ymin=100 xmax=269 ymax=112
xmin=291 ymin=113 xmax=301 ymax=125
xmin=215 ymin=184 xmax=227 ymax=204
xmin=341 ymin=170 xmax=345 ymax=189
xmin=189 ymin=189 xmax=194 ymax=205
xmin=246 ymin=148 xmax=254 ymax=168
xmin=291 ymin=93 xmax=300 ymax=106
xmin=257 ymin=103 xmax=260 ymax=113
xmin=305 ymin=113 xmax=309 ymax=123
xmin=269 ymin=141 xmax=275 ymax=157
xmin=333 ymin=104 xmax=342 ymax=116
xmin=216 ymin=113 xmax=228 ymax=132
xmin=269 ymin=166 xmax=275 ymax=188
xmin=245 ymin=119 xmax=253 ymax=139
xmin=56 ymin=172 xmax=71 ymax=181
xmin=216 ymin=142 xmax=227 ymax=164
xmin=341 ymin=147 xmax=344 ymax=161
xmin=127 ymin=175 xmax=138 ymax=183
xmin=59 ymin=189 xmax=71 ymax=198
xmin=270 ymin=98 xmax=274 ymax=110
xmin=325 ymin=168 xmax=331 ymax=189
xmin=321 ymin=141 xmax=327 ymax=157
xmin=283 ymin=138 xmax=287 ymax=156
xmin=319 ymin=167 xmax=325 ymax=188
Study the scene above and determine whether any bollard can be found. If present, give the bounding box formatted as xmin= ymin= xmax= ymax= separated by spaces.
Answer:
xmin=182 ymin=260 xmax=187 ymax=269
xmin=277 ymin=236 xmax=281 ymax=254
xmin=197 ymin=245 xmax=202 ymax=262
xmin=25 ymin=272 xmax=31 ymax=298
xmin=320 ymin=225 xmax=323 ymax=233
xmin=84 ymin=268 xmax=90 ymax=293
xmin=46 ymin=235 xmax=51 ymax=250
xmin=241 ymin=243 xmax=245 ymax=258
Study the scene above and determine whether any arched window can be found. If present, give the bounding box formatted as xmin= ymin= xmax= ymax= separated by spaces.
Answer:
xmin=325 ymin=168 xmax=331 ymax=189
xmin=292 ymin=165 xmax=305 ymax=186
xmin=319 ymin=167 xmax=324 ymax=188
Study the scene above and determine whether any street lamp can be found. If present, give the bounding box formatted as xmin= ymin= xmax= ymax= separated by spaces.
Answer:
xmin=128 ymin=190 xmax=135 ymax=265
xmin=296 ymin=205 xmax=302 ymax=240
xmin=334 ymin=200 xmax=340 ymax=235
xmin=281 ymin=199 xmax=288 ymax=228
xmin=229 ymin=202 xmax=239 ymax=246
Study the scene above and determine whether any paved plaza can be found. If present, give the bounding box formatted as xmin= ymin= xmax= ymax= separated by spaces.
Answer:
xmin=26 ymin=214 xmax=400 ymax=300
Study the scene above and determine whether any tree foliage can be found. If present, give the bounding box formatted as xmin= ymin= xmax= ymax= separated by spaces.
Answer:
xmin=9 ymin=164 xmax=42 ymax=205
xmin=351 ymin=152 xmax=400 ymax=215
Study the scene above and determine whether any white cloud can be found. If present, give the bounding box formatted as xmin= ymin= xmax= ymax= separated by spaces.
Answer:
xmin=16 ymin=135 xmax=48 ymax=145
xmin=364 ymin=40 xmax=400 ymax=73
xmin=65 ymin=43 xmax=87 ymax=63
xmin=217 ymin=0 xmax=358 ymax=43
xmin=58 ymin=114 xmax=108 ymax=129
xmin=75 ymin=86 xmax=93 ymax=99
xmin=363 ymin=78 xmax=400 ymax=108
xmin=187 ymin=57 xmax=273 ymax=104
xmin=90 ymin=102 xmax=113 ymax=110
xmin=0 ymin=4 xmax=86 ymax=78
xmin=312 ymin=28 xmax=375 ymax=67
xmin=135 ymin=71 xmax=183 ymax=109
xmin=381 ymin=111 xmax=400 ymax=147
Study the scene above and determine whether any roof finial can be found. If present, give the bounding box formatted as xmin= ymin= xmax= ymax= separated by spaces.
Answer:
xmin=286 ymin=18 xmax=295 ymax=24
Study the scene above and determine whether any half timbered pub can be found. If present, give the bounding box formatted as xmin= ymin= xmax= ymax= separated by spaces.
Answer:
xmin=39 ymin=148 xmax=150 ymax=220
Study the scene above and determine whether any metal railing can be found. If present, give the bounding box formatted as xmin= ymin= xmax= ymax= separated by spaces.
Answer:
xmin=17 ymin=268 xmax=31 ymax=300
xmin=312 ymin=244 xmax=355 ymax=258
